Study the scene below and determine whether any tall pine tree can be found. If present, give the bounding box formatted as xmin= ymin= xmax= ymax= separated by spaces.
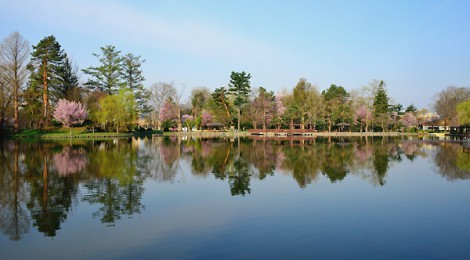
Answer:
xmin=55 ymin=54 xmax=80 ymax=102
xmin=28 ymin=35 xmax=65 ymax=126
xmin=121 ymin=53 xmax=149 ymax=115
xmin=228 ymin=71 xmax=251 ymax=130
xmin=373 ymin=80 xmax=389 ymax=132
xmin=82 ymin=45 xmax=123 ymax=94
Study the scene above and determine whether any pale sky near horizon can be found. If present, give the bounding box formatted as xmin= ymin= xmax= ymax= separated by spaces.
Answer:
xmin=1 ymin=0 xmax=469 ymax=110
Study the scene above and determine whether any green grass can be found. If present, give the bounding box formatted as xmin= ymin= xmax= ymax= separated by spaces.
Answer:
xmin=12 ymin=126 xmax=161 ymax=139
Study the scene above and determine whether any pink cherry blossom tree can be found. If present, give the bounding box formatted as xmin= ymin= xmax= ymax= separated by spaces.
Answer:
xmin=201 ymin=111 xmax=213 ymax=127
xmin=401 ymin=112 xmax=418 ymax=132
xmin=53 ymin=99 xmax=88 ymax=136
xmin=354 ymin=106 xmax=372 ymax=132
xmin=273 ymin=95 xmax=286 ymax=130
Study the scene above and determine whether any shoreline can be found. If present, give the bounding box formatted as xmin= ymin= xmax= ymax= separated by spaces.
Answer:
xmin=161 ymin=131 xmax=423 ymax=138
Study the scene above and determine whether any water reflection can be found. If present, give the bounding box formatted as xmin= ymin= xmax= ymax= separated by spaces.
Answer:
xmin=0 ymin=136 xmax=469 ymax=240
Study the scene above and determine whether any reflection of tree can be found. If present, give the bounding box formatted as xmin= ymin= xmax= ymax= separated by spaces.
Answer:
xmin=372 ymin=145 xmax=389 ymax=186
xmin=229 ymin=157 xmax=251 ymax=196
xmin=185 ymin=138 xmax=254 ymax=196
xmin=26 ymin=144 xmax=78 ymax=237
xmin=139 ymin=137 xmax=180 ymax=182
xmin=434 ymin=143 xmax=470 ymax=180
xmin=400 ymin=142 xmax=419 ymax=161
xmin=53 ymin=146 xmax=87 ymax=176
xmin=83 ymin=139 xmax=146 ymax=226
xmin=320 ymin=143 xmax=352 ymax=182
xmin=188 ymin=140 xmax=212 ymax=176
xmin=83 ymin=178 xmax=144 ymax=226
xmin=280 ymin=140 xmax=321 ymax=188
xmin=243 ymin=140 xmax=277 ymax=180
xmin=0 ymin=140 xmax=29 ymax=241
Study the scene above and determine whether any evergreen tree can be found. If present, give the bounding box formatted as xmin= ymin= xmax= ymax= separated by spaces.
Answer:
xmin=121 ymin=53 xmax=149 ymax=115
xmin=210 ymin=87 xmax=232 ymax=125
xmin=82 ymin=45 xmax=123 ymax=94
xmin=228 ymin=71 xmax=251 ymax=130
xmin=373 ymin=80 xmax=389 ymax=131
xmin=405 ymin=104 xmax=417 ymax=114
xmin=28 ymin=35 xmax=65 ymax=126
xmin=55 ymin=54 xmax=80 ymax=102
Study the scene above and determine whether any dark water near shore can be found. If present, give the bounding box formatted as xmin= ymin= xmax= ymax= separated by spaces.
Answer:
xmin=1 ymin=136 xmax=470 ymax=259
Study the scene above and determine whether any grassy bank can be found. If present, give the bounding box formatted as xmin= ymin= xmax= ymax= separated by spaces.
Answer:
xmin=11 ymin=127 xmax=162 ymax=139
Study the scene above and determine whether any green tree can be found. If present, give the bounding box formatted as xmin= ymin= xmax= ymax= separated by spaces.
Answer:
xmin=405 ymin=104 xmax=417 ymax=114
xmin=457 ymin=100 xmax=470 ymax=125
xmin=291 ymin=78 xmax=310 ymax=129
xmin=228 ymin=71 xmax=251 ymax=130
xmin=190 ymin=87 xmax=210 ymax=118
xmin=96 ymin=89 xmax=137 ymax=132
xmin=121 ymin=53 xmax=149 ymax=115
xmin=83 ymin=45 xmax=123 ymax=94
xmin=210 ymin=86 xmax=232 ymax=125
xmin=28 ymin=35 xmax=65 ymax=126
xmin=373 ymin=80 xmax=389 ymax=132
xmin=55 ymin=54 xmax=81 ymax=102
xmin=322 ymin=84 xmax=350 ymax=132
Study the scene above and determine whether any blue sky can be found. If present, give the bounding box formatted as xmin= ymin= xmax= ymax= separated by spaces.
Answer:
xmin=1 ymin=0 xmax=469 ymax=109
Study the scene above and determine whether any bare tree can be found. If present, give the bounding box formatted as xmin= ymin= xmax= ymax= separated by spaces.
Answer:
xmin=149 ymin=82 xmax=185 ymax=130
xmin=0 ymin=32 xmax=30 ymax=131
xmin=0 ymin=65 xmax=11 ymax=129
xmin=433 ymin=86 xmax=470 ymax=127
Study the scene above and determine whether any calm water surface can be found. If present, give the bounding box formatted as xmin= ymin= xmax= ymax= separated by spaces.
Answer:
xmin=1 ymin=136 xmax=470 ymax=259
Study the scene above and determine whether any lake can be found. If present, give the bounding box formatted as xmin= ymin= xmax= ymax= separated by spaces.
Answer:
xmin=1 ymin=136 xmax=470 ymax=259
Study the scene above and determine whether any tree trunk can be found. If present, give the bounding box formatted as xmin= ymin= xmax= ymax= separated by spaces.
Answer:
xmin=42 ymin=59 xmax=48 ymax=127
xmin=237 ymin=107 xmax=241 ymax=131
xmin=14 ymin=85 xmax=19 ymax=131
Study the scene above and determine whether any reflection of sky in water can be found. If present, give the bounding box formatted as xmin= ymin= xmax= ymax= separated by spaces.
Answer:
xmin=1 ymin=138 xmax=470 ymax=259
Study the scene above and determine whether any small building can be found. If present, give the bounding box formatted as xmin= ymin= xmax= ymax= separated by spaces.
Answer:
xmin=336 ymin=122 xmax=350 ymax=132
xmin=206 ymin=122 xmax=225 ymax=131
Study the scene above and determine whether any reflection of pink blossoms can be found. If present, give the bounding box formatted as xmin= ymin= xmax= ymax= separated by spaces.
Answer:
xmin=355 ymin=146 xmax=373 ymax=161
xmin=275 ymin=150 xmax=286 ymax=170
xmin=53 ymin=147 xmax=87 ymax=176
xmin=401 ymin=142 xmax=418 ymax=156
xmin=200 ymin=142 xmax=212 ymax=157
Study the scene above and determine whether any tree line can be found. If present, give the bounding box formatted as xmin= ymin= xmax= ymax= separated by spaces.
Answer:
xmin=1 ymin=31 xmax=469 ymax=133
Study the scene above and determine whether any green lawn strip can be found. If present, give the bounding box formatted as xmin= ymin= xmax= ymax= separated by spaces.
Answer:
xmin=13 ymin=126 xmax=162 ymax=139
